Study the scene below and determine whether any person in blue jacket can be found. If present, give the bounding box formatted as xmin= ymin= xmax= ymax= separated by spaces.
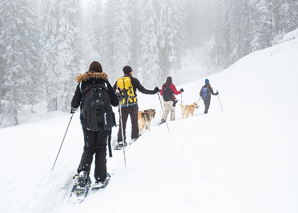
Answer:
xmin=199 ymin=79 xmax=218 ymax=114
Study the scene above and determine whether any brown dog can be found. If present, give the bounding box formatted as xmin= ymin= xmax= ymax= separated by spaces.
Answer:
xmin=180 ymin=102 xmax=199 ymax=119
xmin=138 ymin=109 xmax=156 ymax=134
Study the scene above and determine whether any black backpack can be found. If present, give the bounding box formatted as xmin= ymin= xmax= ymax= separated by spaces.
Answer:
xmin=162 ymin=83 xmax=173 ymax=101
xmin=81 ymin=82 xmax=115 ymax=131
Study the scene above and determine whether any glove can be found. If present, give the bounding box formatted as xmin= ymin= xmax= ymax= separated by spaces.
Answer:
xmin=180 ymin=88 xmax=184 ymax=92
xmin=71 ymin=107 xmax=77 ymax=114
xmin=154 ymin=87 xmax=160 ymax=93
xmin=216 ymin=90 xmax=219 ymax=95
xmin=115 ymin=87 xmax=121 ymax=93
xmin=116 ymin=92 xmax=123 ymax=101
xmin=173 ymin=99 xmax=178 ymax=107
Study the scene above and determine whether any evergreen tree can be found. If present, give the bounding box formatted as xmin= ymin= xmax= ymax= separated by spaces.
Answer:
xmin=0 ymin=11 xmax=5 ymax=103
xmin=41 ymin=0 xmax=82 ymax=112
xmin=288 ymin=0 xmax=298 ymax=32
xmin=139 ymin=0 xmax=160 ymax=87
xmin=0 ymin=0 xmax=42 ymax=125
xmin=82 ymin=0 xmax=103 ymax=64
xmin=128 ymin=0 xmax=142 ymax=79
xmin=159 ymin=0 xmax=184 ymax=82
xmin=229 ymin=0 xmax=253 ymax=60
xmin=103 ymin=0 xmax=133 ymax=83
xmin=212 ymin=0 xmax=232 ymax=68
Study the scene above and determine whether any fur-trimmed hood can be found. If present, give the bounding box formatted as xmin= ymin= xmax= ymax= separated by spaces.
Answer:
xmin=76 ymin=72 xmax=108 ymax=83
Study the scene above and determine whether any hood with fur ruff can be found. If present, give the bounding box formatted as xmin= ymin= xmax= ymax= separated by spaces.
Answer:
xmin=76 ymin=72 xmax=108 ymax=83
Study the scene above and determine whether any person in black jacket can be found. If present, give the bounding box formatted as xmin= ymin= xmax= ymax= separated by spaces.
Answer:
xmin=71 ymin=61 xmax=120 ymax=187
xmin=199 ymin=79 xmax=219 ymax=114
xmin=113 ymin=66 xmax=159 ymax=147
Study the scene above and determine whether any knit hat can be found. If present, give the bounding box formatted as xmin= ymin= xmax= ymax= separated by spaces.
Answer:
xmin=205 ymin=79 xmax=209 ymax=84
xmin=123 ymin=66 xmax=132 ymax=74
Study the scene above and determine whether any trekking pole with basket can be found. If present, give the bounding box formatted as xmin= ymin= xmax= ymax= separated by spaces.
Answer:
xmin=157 ymin=93 xmax=170 ymax=132
xmin=51 ymin=113 xmax=73 ymax=171
xmin=118 ymin=103 xmax=127 ymax=167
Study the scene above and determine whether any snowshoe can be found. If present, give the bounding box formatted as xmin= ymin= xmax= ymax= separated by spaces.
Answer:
xmin=92 ymin=173 xmax=111 ymax=190
xmin=129 ymin=138 xmax=138 ymax=145
xmin=114 ymin=141 xmax=127 ymax=150
xmin=158 ymin=119 xmax=166 ymax=125
xmin=69 ymin=171 xmax=91 ymax=203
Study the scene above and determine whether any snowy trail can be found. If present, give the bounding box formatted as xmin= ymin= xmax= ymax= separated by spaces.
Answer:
xmin=1 ymin=34 xmax=298 ymax=213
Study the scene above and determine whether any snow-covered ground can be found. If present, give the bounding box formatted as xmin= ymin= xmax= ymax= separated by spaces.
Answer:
xmin=1 ymin=33 xmax=298 ymax=213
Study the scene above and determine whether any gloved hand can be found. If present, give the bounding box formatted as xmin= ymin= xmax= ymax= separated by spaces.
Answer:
xmin=154 ymin=87 xmax=160 ymax=93
xmin=216 ymin=90 xmax=219 ymax=95
xmin=116 ymin=92 xmax=123 ymax=101
xmin=115 ymin=87 xmax=121 ymax=93
xmin=173 ymin=99 xmax=178 ymax=107
xmin=180 ymin=88 xmax=184 ymax=92
xmin=71 ymin=107 xmax=77 ymax=114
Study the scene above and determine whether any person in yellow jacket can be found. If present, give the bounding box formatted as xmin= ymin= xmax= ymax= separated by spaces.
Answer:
xmin=113 ymin=66 xmax=159 ymax=147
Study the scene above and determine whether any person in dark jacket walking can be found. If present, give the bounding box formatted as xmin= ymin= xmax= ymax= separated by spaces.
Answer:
xmin=71 ymin=61 xmax=120 ymax=188
xmin=160 ymin=76 xmax=183 ymax=123
xmin=113 ymin=66 xmax=159 ymax=147
xmin=199 ymin=79 xmax=219 ymax=114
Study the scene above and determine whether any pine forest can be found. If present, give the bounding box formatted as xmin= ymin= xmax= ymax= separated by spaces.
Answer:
xmin=0 ymin=0 xmax=297 ymax=126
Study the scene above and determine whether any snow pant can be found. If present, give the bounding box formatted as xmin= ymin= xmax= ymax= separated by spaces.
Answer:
xmin=162 ymin=101 xmax=175 ymax=121
xmin=117 ymin=105 xmax=139 ymax=142
xmin=203 ymin=96 xmax=211 ymax=114
xmin=77 ymin=128 xmax=109 ymax=181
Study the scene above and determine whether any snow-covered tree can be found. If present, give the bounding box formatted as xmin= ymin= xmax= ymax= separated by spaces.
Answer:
xmin=41 ymin=0 xmax=82 ymax=112
xmin=288 ymin=0 xmax=298 ymax=31
xmin=209 ymin=0 xmax=298 ymax=68
xmin=0 ymin=11 xmax=5 ymax=102
xmin=0 ymin=0 xmax=42 ymax=125
xmin=139 ymin=0 xmax=161 ymax=87
xmin=82 ymin=0 xmax=104 ymax=65
xmin=159 ymin=0 xmax=185 ymax=82
xmin=103 ymin=0 xmax=133 ymax=83
xmin=212 ymin=0 xmax=232 ymax=68
xmin=128 ymin=0 xmax=142 ymax=79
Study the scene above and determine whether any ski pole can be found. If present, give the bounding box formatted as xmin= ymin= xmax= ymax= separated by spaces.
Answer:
xmin=181 ymin=93 xmax=183 ymax=118
xmin=51 ymin=114 xmax=73 ymax=171
xmin=118 ymin=103 xmax=127 ymax=167
xmin=157 ymin=93 xmax=170 ymax=132
xmin=196 ymin=97 xmax=201 ymax=105
xmin=218 ymin=94 xmax=223 ymax=111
